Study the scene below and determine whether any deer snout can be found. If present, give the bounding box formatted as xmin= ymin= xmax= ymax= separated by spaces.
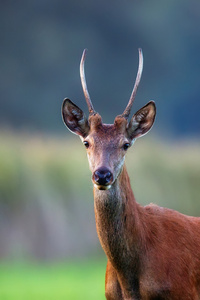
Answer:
xmin=93 ymin=167 xmax=113 ymax=190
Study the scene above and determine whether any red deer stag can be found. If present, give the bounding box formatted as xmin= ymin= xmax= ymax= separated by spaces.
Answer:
xmin=62 ymin=49 xmax=200 ymax=299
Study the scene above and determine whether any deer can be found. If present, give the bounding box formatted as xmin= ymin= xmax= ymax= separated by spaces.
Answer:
xmin=62 ymin=49 xmax=200 ymax=299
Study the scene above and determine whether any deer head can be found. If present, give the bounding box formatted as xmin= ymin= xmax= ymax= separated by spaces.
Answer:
xmin=62 ymin=49 xmax=156 ymax=190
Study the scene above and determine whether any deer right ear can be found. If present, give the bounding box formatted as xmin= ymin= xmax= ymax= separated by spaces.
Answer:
xmin=127 ymin=101 xmax=156 ymax=140
xmin=62 ymin=98 xmax=90 ymax=137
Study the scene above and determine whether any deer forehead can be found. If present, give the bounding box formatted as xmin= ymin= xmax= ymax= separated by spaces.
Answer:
xmin=87 ymin=124 xmax=129 ymax=147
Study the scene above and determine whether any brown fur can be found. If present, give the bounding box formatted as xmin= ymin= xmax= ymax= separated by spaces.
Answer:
xmin=88 ymin=113 xmax=103 ymax=130
xmin=94 ymin=165 xmax=200 ymax=299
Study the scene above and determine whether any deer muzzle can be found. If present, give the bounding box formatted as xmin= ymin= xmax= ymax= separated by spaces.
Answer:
xmin=93 ymin=167 xmax=113 ymax=190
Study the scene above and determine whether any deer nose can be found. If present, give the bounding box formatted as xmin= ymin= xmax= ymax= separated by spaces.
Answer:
xmin=93 ymin=168 xmax=113 ymax=186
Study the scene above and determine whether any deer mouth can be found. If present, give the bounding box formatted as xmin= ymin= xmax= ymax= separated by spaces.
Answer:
xmin=94 ymin=183 xmax=112 ymax=190
xmin=94 ymin=183 xmax=111 ymax=191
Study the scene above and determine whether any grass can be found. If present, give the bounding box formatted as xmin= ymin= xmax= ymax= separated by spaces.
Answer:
xmin=0 ymin=260 xmax=106 ymax=300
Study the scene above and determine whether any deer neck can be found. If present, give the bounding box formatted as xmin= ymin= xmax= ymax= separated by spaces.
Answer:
xmin=94 ymin=164 xmax=143 ymax=271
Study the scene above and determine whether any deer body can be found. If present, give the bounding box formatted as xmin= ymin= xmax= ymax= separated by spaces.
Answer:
xmin=62 ymin=49 xmax=200 ymax=299
xmin=95 ymin=164 xmax=200 ymax=299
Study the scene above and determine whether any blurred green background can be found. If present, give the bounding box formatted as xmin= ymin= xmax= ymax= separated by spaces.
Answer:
xmin=0 ymin=0 xmax=200 ymax=299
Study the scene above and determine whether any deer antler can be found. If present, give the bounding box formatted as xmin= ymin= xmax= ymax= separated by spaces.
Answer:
xmin=121 ymin=48 xmax=143 ymax=119
xmin=80 ymin=49 xmax=96 ymax=115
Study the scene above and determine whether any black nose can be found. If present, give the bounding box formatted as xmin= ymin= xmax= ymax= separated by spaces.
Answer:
xmin=93 ymin=168 xmax=113 ymax=186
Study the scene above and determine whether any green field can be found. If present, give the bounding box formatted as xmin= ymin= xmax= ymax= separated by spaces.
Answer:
xmin=0 ymin=260 xmax=106 ymax=300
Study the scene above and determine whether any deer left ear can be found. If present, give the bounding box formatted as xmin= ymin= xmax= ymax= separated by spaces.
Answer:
xmin=127 ymin=101 xmax=156 ymax=140
xmin=62 ymin=98 xmax=90 ymax=137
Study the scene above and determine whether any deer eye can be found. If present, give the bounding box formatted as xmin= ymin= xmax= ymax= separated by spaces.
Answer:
xmin=123 ymin=143 xmax=130 ymax=151
xmin=83 ymin=141 xmax=90 ymax=149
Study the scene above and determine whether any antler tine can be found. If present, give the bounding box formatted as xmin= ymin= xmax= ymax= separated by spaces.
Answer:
xmin=122 ymin=48 xmax=143 ymax=119
xmin=80 ymin=49 xmax=95 ymax=115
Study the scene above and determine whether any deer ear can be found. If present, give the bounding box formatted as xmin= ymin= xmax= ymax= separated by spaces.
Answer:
xmin=62 ymin=98 xmax=90 ymax=137
xmin=127 ymin=101 xmax=156 ymax=140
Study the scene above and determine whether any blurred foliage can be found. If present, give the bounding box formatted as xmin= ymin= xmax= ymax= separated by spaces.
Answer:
xmin=0 ymin=0 xmax=200 ymax=137
xmin=0 ymin=131 xmax=199 ymax=260
xmin=0 ymin=259 xmax=106 ymax=300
